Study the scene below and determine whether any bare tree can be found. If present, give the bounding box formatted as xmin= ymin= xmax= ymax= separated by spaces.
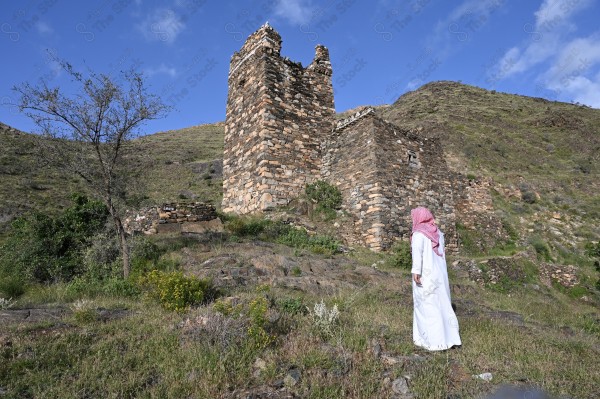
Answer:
xmin=14 ymin=60 xmax=169 ymax=278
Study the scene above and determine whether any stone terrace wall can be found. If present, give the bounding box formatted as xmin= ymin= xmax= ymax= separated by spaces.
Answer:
xmin=222 ymin=23 xmax=335 ymax=214
xmin=323 ymin=109 xmax=458 ymax=251
xmin=124 ymin=202 xmax=219 ymax=235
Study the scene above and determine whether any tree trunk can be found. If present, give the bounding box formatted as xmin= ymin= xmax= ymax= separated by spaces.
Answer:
xmin=114 ymin=216 xmax=130 ymax=278
xmin=108 ymin=200 xmax=130 ymax=278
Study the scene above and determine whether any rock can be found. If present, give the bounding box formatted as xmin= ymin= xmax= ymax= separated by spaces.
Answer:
xmin=381 ymin=354 xmax=401 ymax=366
xmin=371 ymin=339 xmax=382 ymax=358
xmin=283 ymin=367 xmax=301 ymax=387
xmin=391 ymin=377 xmax=410 ymax=394
xmin=181 ymin=218 xmax=224 ymax=234
xmin=473 ymin=372 xmax=493 ymax=381
xmin=486 ymin=384 xmax=554 ymax=399
xmin=254 ymin=358 xmax=267 ymax=370
xmin=267 ymin=310 xmax=281 ymax=324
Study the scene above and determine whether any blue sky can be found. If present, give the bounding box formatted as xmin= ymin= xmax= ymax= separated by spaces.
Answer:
xmin=1 ymin=0 xmax=599 ymax=135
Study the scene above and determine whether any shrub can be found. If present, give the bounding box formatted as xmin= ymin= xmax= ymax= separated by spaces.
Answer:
xmin=276 ymin=227 xmax=340 ymax=255
xmin=0 ymin=275 xmax=27 ymax=298
xmin=139 ymin=270 xmax=216 ymax=312
xmin=0 ymin=297 xmax=16 ymax=310
xmin=247 ymin=296 xmax=275 ymax=349
xmin=584 ymin=241 xmax=600 ymax=259
xmin=224 ymin=216 xmax=270 ymax=237
xmin=0 ymin=194 xmax=108 ymax=283
xmin=71 ymin=299 xmax=98 ymax=323
xmin=387 ymin=241 xmax=412 ymax=269
xmin=530 ymin=236 xmax=552 ymax=261
xmin=521 ymin=190 xmax=537 ymax=204
xmin=278 ymin=297 xmax=306 ymax=315
xmin=305 ymin=180 xmax=342 ymax=214
xmin=309 ymin=299 xmax=340 ymax=339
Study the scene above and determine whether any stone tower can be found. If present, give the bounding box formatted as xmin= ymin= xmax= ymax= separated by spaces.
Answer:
xmin=222 ymin=23 xmax=335 ymax=213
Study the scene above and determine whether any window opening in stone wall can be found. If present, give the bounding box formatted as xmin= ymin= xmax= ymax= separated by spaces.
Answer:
xmin=238 ymin=78 xmax=246 ymax=88
xmin=408 ymin=150 xmax=418 ymax=168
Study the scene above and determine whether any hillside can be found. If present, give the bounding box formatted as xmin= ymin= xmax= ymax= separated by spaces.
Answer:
xmin=380 ymin=81 xmax=600 ymax=262
xmin=1 ymin=82 xmax=599 ymax=398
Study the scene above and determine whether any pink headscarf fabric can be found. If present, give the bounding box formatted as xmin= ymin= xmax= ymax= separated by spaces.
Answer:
xmin=411 ymin=207 xmax=442 ymax=257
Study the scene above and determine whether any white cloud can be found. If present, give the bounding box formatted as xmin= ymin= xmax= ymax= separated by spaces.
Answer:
xmin=493 ymin=0 xmax=594 ymax=78
xmin=144 ymin=64 xmax=178 ymax=78
xmin=430 ymin=0 xmax=507 ymax=58
xmin=542 ymin=33 xmax=600 ymax=107
xmin=137 ymin=8 xmax=185 ymax=44
xmin=484 ymin=0 xmax=600 ymax=108
xmin=534 ymin=0 xmax=592 ymax=31
xmin=35 ymin=21 xmax=54 ymax=35
xmin=273 ymin=0 xmax=315 ymax=26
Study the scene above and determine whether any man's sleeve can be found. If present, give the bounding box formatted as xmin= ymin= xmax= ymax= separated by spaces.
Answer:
xmin=411 ymin=233 xmax=424 ymax=275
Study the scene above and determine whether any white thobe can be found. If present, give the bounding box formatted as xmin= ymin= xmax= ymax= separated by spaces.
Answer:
xmin=411 ymin=231 xmax=462 ymax=351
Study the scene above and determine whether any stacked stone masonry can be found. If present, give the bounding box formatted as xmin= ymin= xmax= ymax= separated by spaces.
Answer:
xmin=223 ymin=22 xmax=335 ymax=214
xmin=124 ymin=202 xmax=219 ymax=235
xmin=223 ymin=24 xmax=505 ymax=251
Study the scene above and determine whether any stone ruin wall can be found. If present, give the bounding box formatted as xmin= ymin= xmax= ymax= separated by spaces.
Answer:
xmin=222 ymin=24 xmax=505 ymax=252
xmin=222 ymin=24 xmax=335 ymax=214
xmin=323 ymin=109 xmax=458 ymax=251
xmin=124 ymin=202 xmax=221 ymax=235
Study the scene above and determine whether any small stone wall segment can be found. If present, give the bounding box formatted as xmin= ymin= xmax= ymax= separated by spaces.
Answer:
xmin=323 ymin=109 xmax=458 ymax=251
xmin=222 ymin=22 xmax=335 ymax=214
xmin=124 ymin=202 xmax=218 ymax=235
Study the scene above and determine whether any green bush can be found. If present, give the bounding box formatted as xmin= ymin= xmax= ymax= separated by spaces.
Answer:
xmin=0 ymin=194 xmax=108 ymax=283
xmin=276 ymin=227 xmax=340 ymax=256
xmin=0 ymin=275 xmax=27 ymax=298
xmin=521 ymin=190 xmax=537 ymax=204
xmin=224 ymin=216 xmax=270 ymax=237
xmin=139 ymin=270 xmax=216 ymax=312
xmin=585 ymin=241 xmax=600 ymax=259
xmin=278 ymin=297 xmax=306 ymax=315
xmin=305 ymin=180 xmax=342 ymax=213
xmin=387 ymin=241 xmax=412 ymax=269
xmin=66 ymin=276 xmax=140 ymax=298
xmin=530 ymin=236 xmax=552 ymax=261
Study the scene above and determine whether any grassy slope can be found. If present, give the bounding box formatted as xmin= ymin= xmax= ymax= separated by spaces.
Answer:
xmin=1 ymin=235 xmax=598 ymax=398
xmin=380 ymin=81 xmax=600 ymax=262
xmin=130 ymin=122 xmax=224 ymax=207
xmin=1 ymin=80 xmax=600 ymax=398
xmin=380 ymin=81 xmax=600 ymax=215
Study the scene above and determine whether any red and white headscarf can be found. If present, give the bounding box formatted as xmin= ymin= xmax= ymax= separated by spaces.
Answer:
xmin=411 ymin=207 xmax=442 ymax=257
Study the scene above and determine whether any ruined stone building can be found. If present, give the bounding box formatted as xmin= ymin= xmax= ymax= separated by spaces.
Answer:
xmin=223 ymin=24 xmax=502 ymax=251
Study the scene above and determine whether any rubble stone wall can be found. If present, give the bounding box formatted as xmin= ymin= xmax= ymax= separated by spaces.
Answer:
xmin=124 ymin=202 xmax=218 ymax=235
xmin=223 ymin=23 xmax=335 ymax=214
xmin=323 ymin=110 xmax=458 ymax=251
